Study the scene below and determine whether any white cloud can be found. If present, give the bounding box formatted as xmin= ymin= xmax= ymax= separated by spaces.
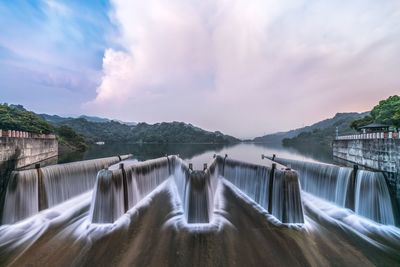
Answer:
xmin=86 ymin=0 xmax=400 ymax=138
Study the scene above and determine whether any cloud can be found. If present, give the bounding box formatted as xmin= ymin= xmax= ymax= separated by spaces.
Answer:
xmin=86 ymin=0 xmax=400 ymax=138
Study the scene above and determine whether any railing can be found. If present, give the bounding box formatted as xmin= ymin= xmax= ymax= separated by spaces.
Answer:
xmin=336 ymin=132 xmax=399 ymax=140
xmin=0 ymin=129 xmax=56 ymax=139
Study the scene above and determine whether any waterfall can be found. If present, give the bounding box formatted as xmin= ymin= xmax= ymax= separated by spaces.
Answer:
xmin=219 ymin=157 xmax=304 ymax=224
xmin=2 ymin=156 xmax=126 ymax=224
xmin=271 ymin=170 xmax=304 ymax=223
xmin=90 ymin=157 xmax=172 ymax=223
xmin=41 ymin=157 xmax=122 ymax=207
xmin=90 ymin=156 xmax=221 ymax=224
xmin=273 ymin=158 xmax=352 ymax=207
xmin=355 ymin=170 xmax=395 ymax=225
xmin=2 ymin=171 xmax=39 ymax=224
xmin=89 ymin=169 xmax=126 ymax=224
xmin=273 ymin=157 xmax=396 ymax=225
xmin=186 ymin=171 xmax=210 ymax=223
xmin=222 ymin=159 xmax=270 ymax=211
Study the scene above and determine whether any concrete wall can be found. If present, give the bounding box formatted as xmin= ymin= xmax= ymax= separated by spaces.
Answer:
xmin=333 ymin=139 xmax=400 ymax=209
xmin=0 ymin=137 xmax=58 ymax=169
xmin=0 ymin=136 xmax=58 ymax=220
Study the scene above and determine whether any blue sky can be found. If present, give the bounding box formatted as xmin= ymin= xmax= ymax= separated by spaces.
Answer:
xmin=1 ymin=0 xmax=400 ymax=138
xmin=0 ymin=0 xmax=112 ymax=114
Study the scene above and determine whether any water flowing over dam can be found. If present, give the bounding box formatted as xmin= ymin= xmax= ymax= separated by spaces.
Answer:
xmin=90 ymin=155 xmax=303 ymax=224
xmin=1 ymin=154 xmax=400 ymax=266
xmin=2 ymin=155 xmax=131 ymax=224
xmin=271 ymin=157 xmax=397 ymax=225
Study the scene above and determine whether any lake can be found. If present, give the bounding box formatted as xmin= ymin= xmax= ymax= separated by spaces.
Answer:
xmin=58 ymin=142 xmax=334 ymax=169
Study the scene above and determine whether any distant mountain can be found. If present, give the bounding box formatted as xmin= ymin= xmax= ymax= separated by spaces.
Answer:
xmin=130 ymin=122 xmax=239 ymax=144
xmin=78 ymin=115 xmax=110 ymax=123
xmin=54 ymin=118 xmax=239 ymax=144
xmin=253 ymin=112 xmax=369 ymax=143
xmin=1 ymin=104 xmax=87 ymax=152
xmin=39 ymin=114 xmax=71 ymax=123
xmin=40 ymin=114 xmax=136 ymax=126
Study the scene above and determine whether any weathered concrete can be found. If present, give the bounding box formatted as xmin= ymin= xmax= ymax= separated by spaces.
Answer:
xmin=0 ymin=136 xmax=58 ymax=220
xmin=0 ymin=137 xmax=58 ymax=169
xmin=333 ymin=139 xmax=400 ymax=210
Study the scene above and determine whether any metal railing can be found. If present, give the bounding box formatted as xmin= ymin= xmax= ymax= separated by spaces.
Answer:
xmin=336 ymin=132 xmax=399 ymax=140
xmin=0 ymin=129 xmax=56 ymax=139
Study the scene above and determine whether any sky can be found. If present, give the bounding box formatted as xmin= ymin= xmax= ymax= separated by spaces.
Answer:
xmin=1 ymin=0 xmax=399 ymax=138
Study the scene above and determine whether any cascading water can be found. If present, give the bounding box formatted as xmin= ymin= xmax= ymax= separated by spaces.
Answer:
xmin=274 ymin=158 xmax=352 ymax=207
xmin=222 ymin=160 xmax=270 ymax=211
xmin=355 ymin=170 xmax=395 ymax=225
xmin=41 ymin=157 xmax=122 ymax=207
xmin=90 ymin=157 xmax=172 ymax=223
xmin=2 ymin=156 xmax=126 ymax=224
xmin=2 ymin=171 xmax=39 ymax=224
xmin=186 ymin=171 xmax=210 ymax=223
xmin=273 ymin=157 xmax=396 ymax=225
xmin=90 ymin=156 xmax=221 ymax=224
xmin=271 ymin=170 xmax=304 ymax=223
xmin=220 ymin=157 xmax=304 ymax=224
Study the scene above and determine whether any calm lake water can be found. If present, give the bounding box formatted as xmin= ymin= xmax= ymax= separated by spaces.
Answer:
xmin=58 ymin=142 xmax=334 ymax=169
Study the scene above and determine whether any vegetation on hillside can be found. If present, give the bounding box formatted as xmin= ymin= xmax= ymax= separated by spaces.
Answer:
xmin=0 ymin=104 xmax=54 ymax=134
xmin=56 ymin=125 xmax=88 ymax=152
xmin=55 ymin=118 xmax=239 ymax=144
xmin=58 ymin=118 xmax=134 ymax=143
xmin=0 ymin=104 xmax=87 ymax=152
xmin=253 ymin=112 xmax=368 ymax=144
xmin=351 ymin=95 xmax=400 ymax=129
xmin=282 ymin=113 xmax=360 ymax=148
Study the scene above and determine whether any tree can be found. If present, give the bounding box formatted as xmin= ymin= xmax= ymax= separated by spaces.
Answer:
xmin=370 ymin=95 xmax=400 ymax=127
xmin=351 ymin=95 xmax=400 ymax=129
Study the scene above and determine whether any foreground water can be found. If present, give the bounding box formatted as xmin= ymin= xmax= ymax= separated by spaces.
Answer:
xmin=1 ymin=143 xmax=400 ymax=266
xmin=1 ymin=176 xmax=399 ymax=266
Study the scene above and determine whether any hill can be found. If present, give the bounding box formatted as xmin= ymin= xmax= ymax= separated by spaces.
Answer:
xmin=0 ymin=104 xmax=87 ymax=152
xmin=51 ymin=118 xmax=239 ymax=144
xmin=253 ymin=112 xmax=368 ymax=144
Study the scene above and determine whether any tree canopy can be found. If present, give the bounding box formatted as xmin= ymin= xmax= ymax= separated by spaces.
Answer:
xmin=0 ymin=104 xmax=54 ymax=134
xmin=351 ymin=95 xmax=400 ymax=129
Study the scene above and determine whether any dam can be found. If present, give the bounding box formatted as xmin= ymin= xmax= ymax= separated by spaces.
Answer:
xmin=0 ymin=129 xmax=58 ymax=221
xmin=0 ymin=153 xmax=400 ymax=266
xmin=333 ymin=133 xmax=400 ymax=214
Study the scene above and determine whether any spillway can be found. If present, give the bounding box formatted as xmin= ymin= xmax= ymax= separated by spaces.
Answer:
xmin=90 ymin=155 xmax=304 ymax=224
xmin=1 ymin=154 xmax=400 ymax=266
xmin=221 ymin=157 xmax=304 ymax=223
xmin=355 ymin=170 xmax=395 ymax=225
xmin=2 ymin=155 xmax=131 ymax=224
xmin=272 ymin=157 xmax=396 ymax=225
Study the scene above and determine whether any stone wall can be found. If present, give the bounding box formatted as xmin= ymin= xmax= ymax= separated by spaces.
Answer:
xmin=0 ymin=137 xmax=58 ymax=218
xmin=0 ymin=137 xmax=58 ymax=169
xmin=333 ymin=139 xmax=400 ymax=209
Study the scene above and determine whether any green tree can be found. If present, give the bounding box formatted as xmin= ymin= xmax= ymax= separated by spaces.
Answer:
xmin=370 ymin=95 xmax=400 ymax=127
xmin=351 ymin=95 xmax=400 ymax=129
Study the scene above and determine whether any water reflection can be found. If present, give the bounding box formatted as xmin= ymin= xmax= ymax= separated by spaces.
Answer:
xmin=59 ymin=142 xmax=333 ymax=170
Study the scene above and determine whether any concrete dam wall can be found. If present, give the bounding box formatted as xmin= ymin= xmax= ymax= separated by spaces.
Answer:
xmin=333 ymin=138 xmax=400 ymax=213
xmin=0 ymin=131 xmax=58 ymax=219
xmin=0 ymin=131 xmax=58 ymax=170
